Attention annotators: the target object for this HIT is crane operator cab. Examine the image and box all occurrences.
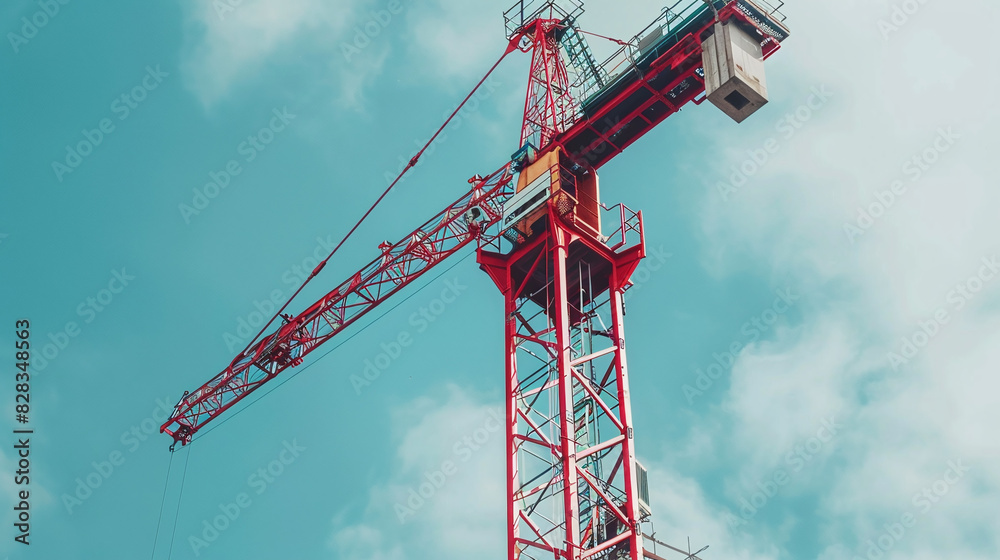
[501,143,601,245]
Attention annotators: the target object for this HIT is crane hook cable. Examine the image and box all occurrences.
[149,450,175,559]
[166,445,192,560]
[151,252,475,554]
[232,39,520,363]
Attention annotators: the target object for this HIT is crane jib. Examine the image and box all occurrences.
[160,164,515,445]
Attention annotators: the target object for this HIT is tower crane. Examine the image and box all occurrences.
[160,1,790,558]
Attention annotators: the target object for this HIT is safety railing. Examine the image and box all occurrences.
[748,0,786,22]
[481,162,642,256]
[504,0,584,39]
[567,0,708,106]
[600,202,643,253]
[567,0,787,111]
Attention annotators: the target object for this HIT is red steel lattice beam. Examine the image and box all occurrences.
[478,200,646,560]
[160,165,514,445]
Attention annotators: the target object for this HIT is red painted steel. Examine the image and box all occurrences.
[519,18,578,150]
[554,2,783,170]
[160,165,514,444]
[478,200,646,559]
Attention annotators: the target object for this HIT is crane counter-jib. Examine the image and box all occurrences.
[554,0,789,169]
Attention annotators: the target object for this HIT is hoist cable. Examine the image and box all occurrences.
[149,450,175,559]
[166,445,192,560]
[233,41,520,361]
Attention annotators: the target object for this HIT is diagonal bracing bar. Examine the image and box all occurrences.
[479,198,647,560]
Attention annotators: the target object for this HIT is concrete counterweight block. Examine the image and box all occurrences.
[702,20,768,123]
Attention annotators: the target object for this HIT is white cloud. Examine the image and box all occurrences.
[405,0,509,84]
[645,467,782,560]
[691,0,1000,557]
[178,0,512,110]
[179,0,358,107]
[176,0,679,111]
[722,319,866,472]
[329,44,392,112]
[329,523,406,560]
[401,0,668,86]
[328,385,505,560]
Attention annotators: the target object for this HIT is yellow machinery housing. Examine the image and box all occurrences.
[506,147,601,241]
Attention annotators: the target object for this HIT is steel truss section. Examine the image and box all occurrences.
[479,203,646,560]
[555,0,786,170]
[519,17,579,151]
[160,164,515,445]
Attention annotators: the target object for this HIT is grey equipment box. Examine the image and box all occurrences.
[702,19,768,123]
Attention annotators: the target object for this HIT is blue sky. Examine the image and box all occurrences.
[1,0,998,559]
